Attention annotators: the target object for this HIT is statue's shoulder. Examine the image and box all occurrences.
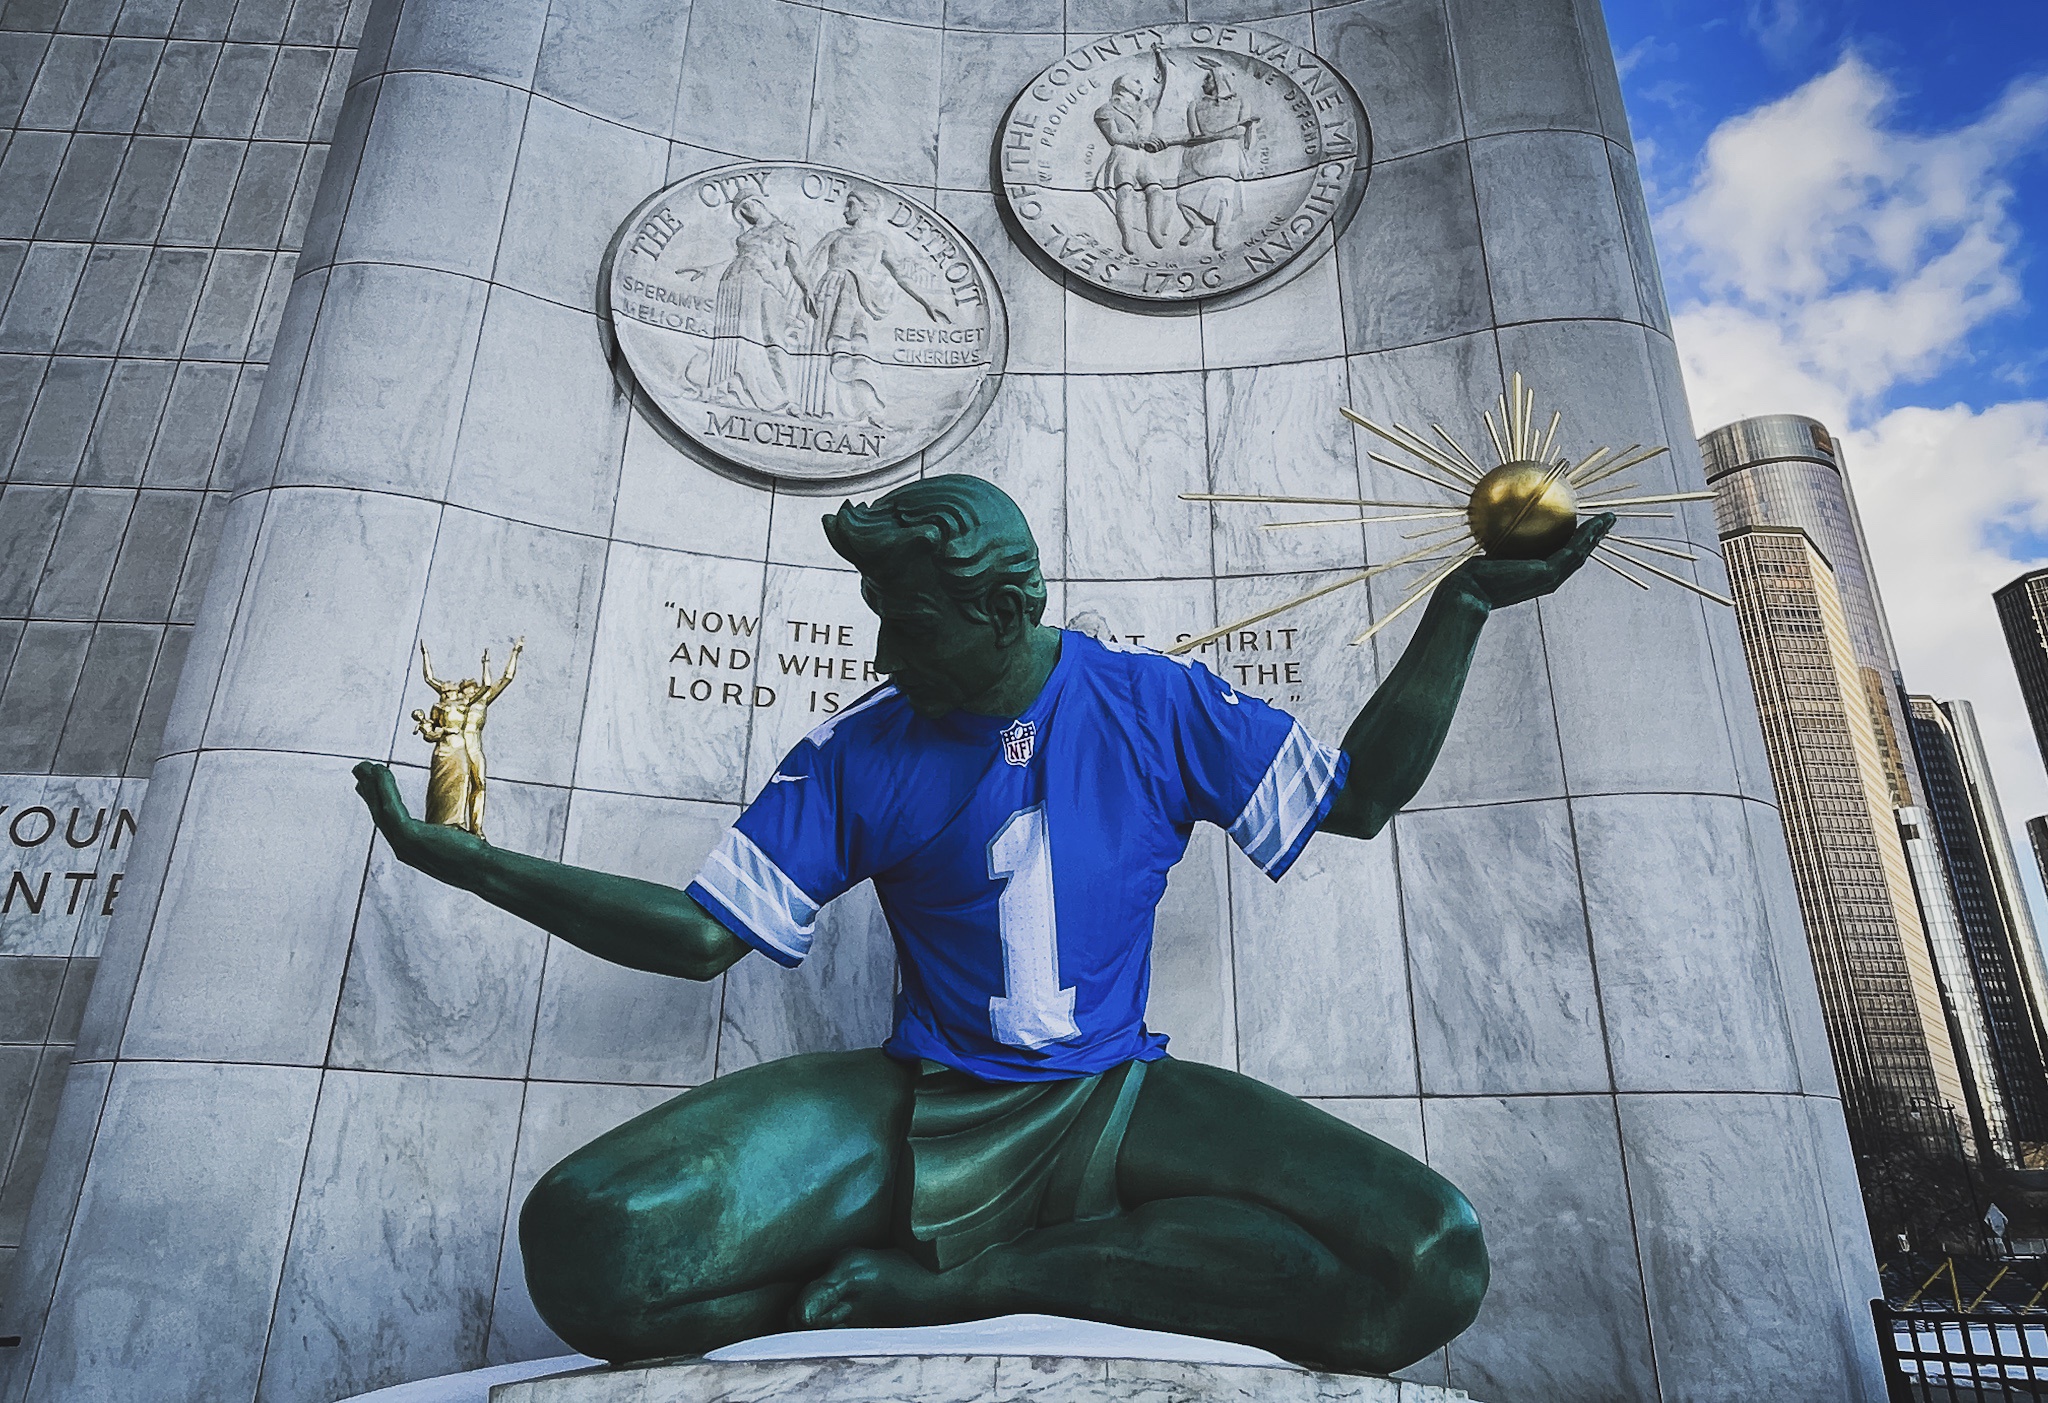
[1063,632,1217,723]
[800,683,909,753]
[1077,630,1202,682]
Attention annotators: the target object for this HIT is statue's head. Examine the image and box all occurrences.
[1112,75,1144,102]
[733,194,768,225]
[844,190,880,224]
[823,475,1046,717]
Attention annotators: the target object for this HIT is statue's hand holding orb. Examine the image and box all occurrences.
[1450,511,1616,612]
[1451,458,1614,608]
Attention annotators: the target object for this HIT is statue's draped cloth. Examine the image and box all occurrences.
[900,1058,1148,1272]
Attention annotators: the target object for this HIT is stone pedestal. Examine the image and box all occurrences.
[490,1357,1463,1403]
[337,1320,1468,1403]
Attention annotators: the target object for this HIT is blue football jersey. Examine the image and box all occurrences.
[685,630,1348,1081]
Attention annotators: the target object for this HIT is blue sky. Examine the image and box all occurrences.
[1605,0,2048,921]
[1614,0,2048,433]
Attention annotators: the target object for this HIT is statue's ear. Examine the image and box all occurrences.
[987,585,1034,647]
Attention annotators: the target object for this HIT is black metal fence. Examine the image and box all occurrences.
[1876,1299,2048,1399]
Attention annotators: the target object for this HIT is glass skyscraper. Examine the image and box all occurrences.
[2031,817,2048,914]
[1703,416,1923,809]
[1706,414,2042,1166]
[1721,525,1966,1155]
[1910,696,2048,1158]
[1996,569,2048,775]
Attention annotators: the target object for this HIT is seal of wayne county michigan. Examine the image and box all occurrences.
[996,24,1369,305]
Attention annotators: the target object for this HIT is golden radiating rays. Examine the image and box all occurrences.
[1169,373,1732,657]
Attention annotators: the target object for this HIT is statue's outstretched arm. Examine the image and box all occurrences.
[1320,515,1612,840]
[419,640,446,691]
[351,761,748,980]
[480,637,523,704]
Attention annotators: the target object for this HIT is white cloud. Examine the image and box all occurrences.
[1743,0,1827,68]
[1663,54,2048,429]
[1654,55,2048,913]
[1847,404,2048,864]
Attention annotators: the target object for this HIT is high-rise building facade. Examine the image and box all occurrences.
[1722,525,1969,1151]
[1703,416,1923,809]
[1900,802,2021,1160]
[0,0,368,1282]
[1704,415,2026,1168]
[2030,817,2048,909]
[1910,696,2048,1158]
[1996,569,2048,775]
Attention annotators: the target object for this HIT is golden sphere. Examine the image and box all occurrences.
[1467,459,1579,559]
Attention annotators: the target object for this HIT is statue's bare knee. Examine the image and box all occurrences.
[518,1156,722,1354]
[1340,1182,1488,1373]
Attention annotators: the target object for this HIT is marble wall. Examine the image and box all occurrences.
[0,1,1884,1401]
[0,0,369,1281]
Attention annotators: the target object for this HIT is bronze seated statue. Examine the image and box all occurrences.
[353,474,1610,1373]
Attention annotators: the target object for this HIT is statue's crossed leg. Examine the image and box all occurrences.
[520,1053,1485,1375]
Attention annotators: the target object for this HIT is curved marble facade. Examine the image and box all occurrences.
[1,2,1882,1401]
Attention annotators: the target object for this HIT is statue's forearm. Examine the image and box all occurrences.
[1320,585,1489,840]
[431,838,747,981]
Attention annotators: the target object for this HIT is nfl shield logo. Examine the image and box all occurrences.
[1000,719,1035,767]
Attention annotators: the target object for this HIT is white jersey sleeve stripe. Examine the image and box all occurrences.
[1227,722,1344,875]
[804,683,899,747]
[693,827,820,963]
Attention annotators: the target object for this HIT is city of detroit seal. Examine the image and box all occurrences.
[997,24,1370,304]
[603,163,1008,487]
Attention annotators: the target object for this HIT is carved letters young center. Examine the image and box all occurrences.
[0,780,137,943]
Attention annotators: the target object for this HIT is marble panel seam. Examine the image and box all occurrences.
[8,1060,114,1400]
[231,477,634,549]
[307,253,607,327]
[1528,608,1624,1103]
[248,1060,338,1397]
[1599,1084,1669,1402]
[483,1073,541,1354]
[133,493,275,831]
[371,493,453,769]
[1476,311,1662,341]
[1399,788,1783,815]
[1430,0,1497,345]
[31,1069,1855,1104]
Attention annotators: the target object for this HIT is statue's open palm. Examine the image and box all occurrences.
[1447,513,1615,611]
[353,760,485,884]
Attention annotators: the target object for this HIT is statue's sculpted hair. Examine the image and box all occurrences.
[824,475,1047,626]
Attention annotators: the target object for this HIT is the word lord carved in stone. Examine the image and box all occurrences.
[660,599,879,717]
[605,163,1009,487]
[997,24,1369,304]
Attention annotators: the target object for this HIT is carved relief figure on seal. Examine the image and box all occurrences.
[1091,51,1176,255]
[605,163,1007,487]
[998,25,1369,304]
[352,475,1617,1374]
[800,189,955,427]
[704,194,810,416]
[1177,58,1260,250]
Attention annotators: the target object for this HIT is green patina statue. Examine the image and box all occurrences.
[353,475,1611,1374]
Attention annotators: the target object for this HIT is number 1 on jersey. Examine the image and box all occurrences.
[987,804,1080,1049]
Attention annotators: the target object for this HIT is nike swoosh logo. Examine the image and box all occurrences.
[769,773,805,784]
